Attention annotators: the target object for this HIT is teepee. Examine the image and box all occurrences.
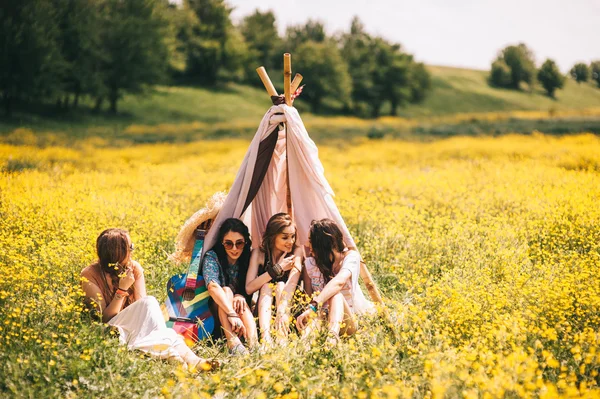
[200,54,383,305]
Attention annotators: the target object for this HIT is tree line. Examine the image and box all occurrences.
[1,0,431,117]
[490,43,600,98]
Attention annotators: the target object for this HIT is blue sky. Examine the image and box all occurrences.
[222,0,599,72]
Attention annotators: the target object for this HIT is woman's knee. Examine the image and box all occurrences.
[329,292,344,307]
[260,283,272,296]
[222,286,234,300]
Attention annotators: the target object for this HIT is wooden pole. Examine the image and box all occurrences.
[283,53,292,106]
[290,73,303,94]
[256,66,278,97]
[359,261,383,303]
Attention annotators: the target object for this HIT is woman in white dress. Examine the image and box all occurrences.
[296,219,375,345]
[81,228,214,370]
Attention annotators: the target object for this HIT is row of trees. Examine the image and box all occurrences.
[1,0,431,117]
[570,62,600,86]
[2,0,171,115]
[489,43,600,98]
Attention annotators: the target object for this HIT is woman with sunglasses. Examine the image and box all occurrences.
[81,228,214,371]
[245,213,303,346]
[202,218,258,354]
[295,219,375,346]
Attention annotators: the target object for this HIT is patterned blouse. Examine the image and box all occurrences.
[304,250,358,311]
[202,250,241,295]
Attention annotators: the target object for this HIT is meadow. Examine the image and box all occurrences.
[2,130,600,398]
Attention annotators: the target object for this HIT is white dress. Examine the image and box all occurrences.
[304,250,375,315]
[108,296,188,362]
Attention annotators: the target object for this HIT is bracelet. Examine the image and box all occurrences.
[266,262,284,280]
[226,312,240,318]
[308,299,320,313]
[116,288,129,297]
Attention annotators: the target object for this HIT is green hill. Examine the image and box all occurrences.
[2,65,600,142]
[399,66,600,117]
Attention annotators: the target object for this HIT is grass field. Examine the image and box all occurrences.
[3,66,600,144]
[2,132,600,398]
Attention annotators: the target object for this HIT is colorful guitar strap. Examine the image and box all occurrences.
[185,230,204,291]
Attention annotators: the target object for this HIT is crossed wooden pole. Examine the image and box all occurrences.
[254,54,388,312]
[256,53,303,106]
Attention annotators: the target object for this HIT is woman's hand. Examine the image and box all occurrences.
[232,295,246,315]
[227,313,247,338]
[118,268,135,290]
[275,310,290,337]
[278,256,296,272]
[296,308,315,331]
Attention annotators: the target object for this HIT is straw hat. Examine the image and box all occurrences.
[170,191,226,265]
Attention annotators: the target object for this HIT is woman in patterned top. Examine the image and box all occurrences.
[296,219,375,346]
[245,213,304,345]
[202,218,258,354]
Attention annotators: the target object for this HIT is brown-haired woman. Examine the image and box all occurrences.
[81,228,214,371]
[246,213,304,345]
[296,219,375,346]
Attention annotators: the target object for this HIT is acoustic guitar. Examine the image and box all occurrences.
[164,225,214,342]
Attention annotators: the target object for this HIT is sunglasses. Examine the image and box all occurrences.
[222,239,246,250]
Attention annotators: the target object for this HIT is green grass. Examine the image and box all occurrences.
[2,66,600,144]
[400,66,600,117]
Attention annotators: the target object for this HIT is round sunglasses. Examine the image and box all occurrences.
[222,239,246,250]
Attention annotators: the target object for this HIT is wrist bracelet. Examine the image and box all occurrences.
[308,304,318,313]
[116,288,129,297]
[266,262,284,280]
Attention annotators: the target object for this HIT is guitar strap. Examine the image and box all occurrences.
[184,229,205,292]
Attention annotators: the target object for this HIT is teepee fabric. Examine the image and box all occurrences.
[202,104,356,253]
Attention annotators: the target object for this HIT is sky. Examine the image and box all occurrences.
[220,0,600,72]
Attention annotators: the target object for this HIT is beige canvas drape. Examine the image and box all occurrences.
[203,104,356,253]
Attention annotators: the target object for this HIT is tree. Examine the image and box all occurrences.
[591,61,600,88]
[537,59,565,98]
[222,27,252,82]
[185,0,234,84]
[294,41,351,113]
[409,62,431,105]
[164,3,198,76]
[98,0,170,113]
[489,59,512,87]
[0,0,63,115]
[570,63,589,84]
[340,17,377,117]
[285,20,326,50]
[52,0,104,109]
[490,43,536,90]
[340,17,430,117]
[240,10,281,72]
[368,38,413,117]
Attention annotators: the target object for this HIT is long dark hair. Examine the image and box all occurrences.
[95,228,135,304]
[212,218,252,301]
[309,219,346,282]
[261,213,297,265]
